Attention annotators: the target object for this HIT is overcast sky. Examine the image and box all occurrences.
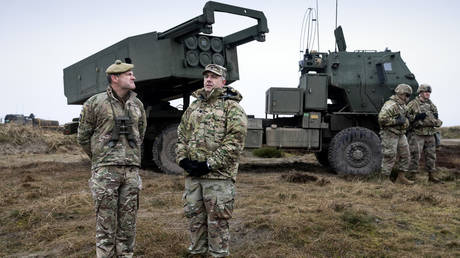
[1,0,459,126]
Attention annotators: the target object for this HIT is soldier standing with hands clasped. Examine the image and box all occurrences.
[176,64,248,257]
[407,83,443,182]
[78,60,146,257]
[378,83,414,185]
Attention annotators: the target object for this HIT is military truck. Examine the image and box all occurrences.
[64,1,419,175]
[245,25,419,175]
[63,1,268,174]
[4,113,59,129]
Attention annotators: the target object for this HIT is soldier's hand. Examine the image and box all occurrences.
[414,112,427,121]
[179,158,196,174]
[395,115,407,125]
[189,161,211,177]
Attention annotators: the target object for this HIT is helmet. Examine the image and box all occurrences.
[417,83,432,93]
[394,83,413,95]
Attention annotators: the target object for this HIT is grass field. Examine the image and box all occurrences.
[0,125,459,257]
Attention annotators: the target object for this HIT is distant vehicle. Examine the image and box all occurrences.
[4,113,59,129]
[4,114,33,125]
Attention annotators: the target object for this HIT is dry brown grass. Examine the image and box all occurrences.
[439,126,460,139]
[0,124,78,154]
[0,144,459,257]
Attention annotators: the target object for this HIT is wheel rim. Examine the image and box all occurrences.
[345,142,371,168]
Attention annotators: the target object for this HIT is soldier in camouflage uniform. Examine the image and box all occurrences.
[176,64,248,257]
[407,83,443,182]
[378,83,414,185]
[78,60,146,258]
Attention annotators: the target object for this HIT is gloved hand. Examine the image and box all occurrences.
[414,112,427,121]
[179,158,197,174]
[395,115,407,126]
[189,161,211,177]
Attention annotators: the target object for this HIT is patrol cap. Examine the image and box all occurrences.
[106,60,134,74]
[202,64,227,78]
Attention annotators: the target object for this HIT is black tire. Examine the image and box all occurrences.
[328,127,382,175]
[152,123,183,175]
[315,147,330,167]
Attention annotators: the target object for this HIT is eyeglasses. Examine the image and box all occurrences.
[405,94,411,98]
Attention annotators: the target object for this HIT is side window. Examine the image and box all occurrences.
[383,62,392,72]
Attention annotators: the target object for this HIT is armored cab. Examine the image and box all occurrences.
[256,26,418,175]
[63,1,268,174]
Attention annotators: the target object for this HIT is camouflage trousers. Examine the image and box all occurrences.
[408,133,437,172]
[183,177,235,257]
[89,166,142,258]
[380,130,410,176]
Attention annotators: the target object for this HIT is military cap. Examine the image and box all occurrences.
[417,83,432,93]
[203,64,227,78]
[106,60,134,74]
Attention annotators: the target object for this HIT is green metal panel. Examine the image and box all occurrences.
[63,1,268,105]
[266,127,319,148]
[300,74,328,110]
[302,112,321,128]
[245,118,263,148]
[265,87,303,115]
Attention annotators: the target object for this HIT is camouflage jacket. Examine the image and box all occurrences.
[176,86,248,182]
[378,95,409,135]
[407,96,442,135]
[77,86,146,169]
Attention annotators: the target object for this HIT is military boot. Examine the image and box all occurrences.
[394,171,415,185]
[428,171,443,184]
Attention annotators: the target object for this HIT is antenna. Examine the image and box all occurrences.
[299,1,320,58]
[335,0,338,52]
[316,0,320,51]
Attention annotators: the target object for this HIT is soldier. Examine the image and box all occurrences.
[78,60,146,258]
[407,83,443,182]
[176,64,248,257]
[378,83,414,185]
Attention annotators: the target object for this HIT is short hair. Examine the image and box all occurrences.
[107,73,120,84]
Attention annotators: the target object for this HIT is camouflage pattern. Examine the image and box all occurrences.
[378,95,410,135]
[408,133,437,172]
[380,130,410,176]
[378,95,410,175]
[78,86,146,258]
[407,96,442,136]
[394,83,413,95]
[417,83,432,94]
[77,86,147,170]
[407,95,442,173]
[183,177,235,257]
[89,166,142,258]
[176,86,248,182]
[202,64,227,78]
[176,85,246,257]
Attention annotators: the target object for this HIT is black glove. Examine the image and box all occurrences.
[179,158,197,174]
[189,161,211,177]
[395,115,406,125]
[434,113,438,119]
[414,112,427,121]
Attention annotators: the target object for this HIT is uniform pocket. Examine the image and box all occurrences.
[183,180,203,218]
[211,183,235,220]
